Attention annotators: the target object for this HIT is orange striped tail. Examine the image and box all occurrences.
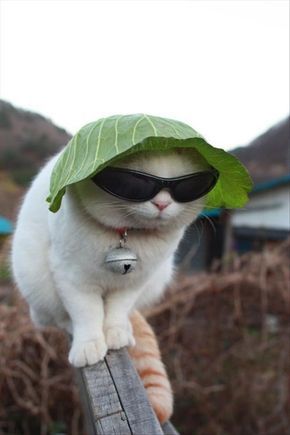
[129,310,173,424]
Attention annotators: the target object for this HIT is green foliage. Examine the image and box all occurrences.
[0,109,12,128]
[49,420,67,435]
[0,148,37,185]
[22,134,58,160]
[0,262,11,283]
[0,148,26,170]
[0,134,60,186]
[10,168,36,186]
[47,114,253,212]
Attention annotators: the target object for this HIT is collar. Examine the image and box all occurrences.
[113,226,157,237]
[115,227,128,237]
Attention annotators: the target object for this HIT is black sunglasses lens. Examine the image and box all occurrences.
[173,171,218,202]
[92,169,157,201]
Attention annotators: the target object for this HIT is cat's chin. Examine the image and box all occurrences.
[94,214,184,232]
[132,215,177,229]
[84,206,180,231]
[128,208,197,230]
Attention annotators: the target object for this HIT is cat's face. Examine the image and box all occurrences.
[74,149,209,230]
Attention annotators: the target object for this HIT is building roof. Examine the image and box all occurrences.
[0,216,13,234]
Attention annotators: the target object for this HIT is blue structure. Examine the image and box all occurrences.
[0,216,13,235]
[251,173,290,194]
[201,173,290,219]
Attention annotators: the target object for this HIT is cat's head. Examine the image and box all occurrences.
[73,149,211,230]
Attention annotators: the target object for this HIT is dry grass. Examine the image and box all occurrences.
[0,240,289,434]
[147,240,290,435]
[0,295,83,435]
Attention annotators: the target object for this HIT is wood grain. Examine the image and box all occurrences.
[77,348,178,435]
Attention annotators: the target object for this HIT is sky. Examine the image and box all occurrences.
[0,0,289,150]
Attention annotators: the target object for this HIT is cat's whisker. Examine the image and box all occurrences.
[96,203,129,208]
[191,219,204,251]
[199,212,217,235]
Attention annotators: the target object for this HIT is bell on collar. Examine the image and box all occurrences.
[104,247,138,275]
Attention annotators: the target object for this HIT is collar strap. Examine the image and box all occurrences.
[116,227,128,236]
[114,226,157,236]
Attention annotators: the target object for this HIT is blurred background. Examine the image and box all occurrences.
[0,1,289,434]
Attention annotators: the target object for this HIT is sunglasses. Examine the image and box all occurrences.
[91,166,219,203]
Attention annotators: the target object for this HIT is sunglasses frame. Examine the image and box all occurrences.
[91,166,219,203]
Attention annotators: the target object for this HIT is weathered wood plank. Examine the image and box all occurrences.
[162,421,180,435]
[82,359,123,418]
[77,348,180,435]
[96,412,130,435]
[105,348,164,435]
[77,355,131,435]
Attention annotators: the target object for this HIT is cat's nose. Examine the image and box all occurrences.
[151,199,172,211]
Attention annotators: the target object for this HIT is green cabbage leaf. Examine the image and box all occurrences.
[47,114,253,212]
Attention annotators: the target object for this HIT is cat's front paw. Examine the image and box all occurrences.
[105,324,136,350]
[69,337,108,367]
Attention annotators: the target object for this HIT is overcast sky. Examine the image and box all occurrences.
[0,0,289,150]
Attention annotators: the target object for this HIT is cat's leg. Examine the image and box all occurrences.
[51,267,107,367]
[63,289,107,367]
[104,288,142,350]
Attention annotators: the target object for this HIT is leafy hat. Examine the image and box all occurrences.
[47,114,253,212]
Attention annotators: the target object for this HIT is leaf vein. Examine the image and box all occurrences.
[73,122,99,180]
[144,114,158,136]
[114,115,122,153]
[132,115,146,144]
[62,132,80,187]
[161,119,183,138]
[92,117,106,169]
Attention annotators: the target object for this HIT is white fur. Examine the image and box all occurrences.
[11,148,208,367]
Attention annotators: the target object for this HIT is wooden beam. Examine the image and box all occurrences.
[162,421,180,435]
[77,348,179,435]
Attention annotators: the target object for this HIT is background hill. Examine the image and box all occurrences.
[0,100,71,219]
[0,100,71,187]
[232,116,290,184]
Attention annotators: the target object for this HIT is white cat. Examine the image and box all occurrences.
[11,148,211,367]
